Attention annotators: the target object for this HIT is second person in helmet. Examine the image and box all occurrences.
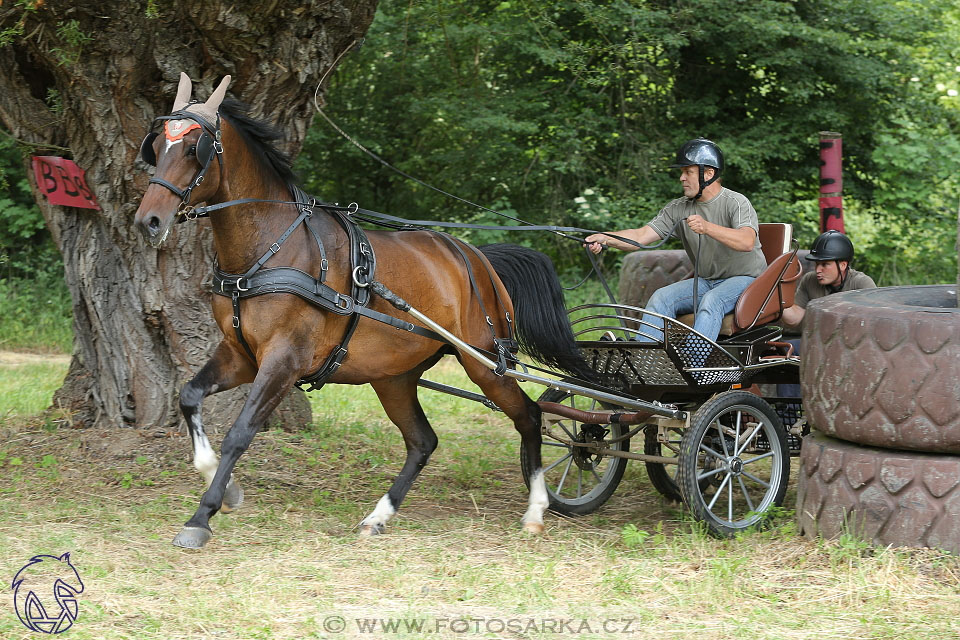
[585,138,767,343]
[781,230,876,330]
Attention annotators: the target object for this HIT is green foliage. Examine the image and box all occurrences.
[51,19,93,67]
[0,272,72,353]
[298,0,960,282]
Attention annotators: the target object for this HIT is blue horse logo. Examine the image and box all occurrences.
[12,553,84,634]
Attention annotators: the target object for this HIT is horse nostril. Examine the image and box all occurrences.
[147,216,161,233]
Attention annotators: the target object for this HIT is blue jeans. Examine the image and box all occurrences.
[634,276,756,344]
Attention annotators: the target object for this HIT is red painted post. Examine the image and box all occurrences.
[819,131,844,233]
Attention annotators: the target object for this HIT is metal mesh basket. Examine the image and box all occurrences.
[663,322,745,386]
[580,344,687,390]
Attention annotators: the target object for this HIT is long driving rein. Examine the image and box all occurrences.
[141,109,517,391]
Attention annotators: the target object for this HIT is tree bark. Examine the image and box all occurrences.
[0,1,377,429]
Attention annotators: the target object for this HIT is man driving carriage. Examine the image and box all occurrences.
[585,138,766,344]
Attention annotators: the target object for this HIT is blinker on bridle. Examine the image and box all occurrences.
[139,107,223,221]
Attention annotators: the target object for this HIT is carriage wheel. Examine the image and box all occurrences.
[677,391,789,537]
[643,425,684,502]
[522,388,630,516]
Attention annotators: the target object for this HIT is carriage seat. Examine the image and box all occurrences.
[677,223,802,336]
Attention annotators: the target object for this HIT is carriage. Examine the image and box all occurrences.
[134,73,809,547]
[438,223,807,537]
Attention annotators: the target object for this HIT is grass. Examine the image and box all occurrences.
[0,274,72,354]
[0,354,69,420]
[1,356,959,640]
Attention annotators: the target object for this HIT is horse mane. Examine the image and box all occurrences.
[218,98,298,187]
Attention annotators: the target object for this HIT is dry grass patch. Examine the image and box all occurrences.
[1,355,959,639]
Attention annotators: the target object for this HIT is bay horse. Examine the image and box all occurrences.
[134,73,592,548]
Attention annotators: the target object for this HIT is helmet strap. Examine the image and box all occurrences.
[827,260,848,293]
[691,165,719,201]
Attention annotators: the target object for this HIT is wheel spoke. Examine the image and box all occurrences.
[558,421,577,442]
[736,424,762,456]
[728,473,734,522]
[698,442,726,462]
[591,466,603,483]
[741,470,770,488]
[738,475,755,512]
[716,419,732,457]
[543,439,569,448]
[576,468,583,498]
[543,452,572,473]
[741,451,775,465]
[707,473,732,510]
[556,456,574,494]
[697,467,722,482]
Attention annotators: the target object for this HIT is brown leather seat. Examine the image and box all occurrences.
[677,223,801,335]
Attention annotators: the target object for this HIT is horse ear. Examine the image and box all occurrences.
[59,552,71,562]
[203,75,231,115]
[172,72,193,112]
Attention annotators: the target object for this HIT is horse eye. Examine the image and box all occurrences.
[186,145,197,156]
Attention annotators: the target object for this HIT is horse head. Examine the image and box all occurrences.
[134,72,231,247]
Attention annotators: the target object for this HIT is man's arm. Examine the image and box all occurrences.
[687,215,756,251]
[585,225,662,254]
[781,304,805,330]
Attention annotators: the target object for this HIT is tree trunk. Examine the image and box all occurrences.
[0,1,377,429]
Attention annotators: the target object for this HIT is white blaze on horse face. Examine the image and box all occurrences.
[361,494,396,529]
[190,414,219,486]
[163,119,195,156]
[521,469,549,527]
[164,138,183,156]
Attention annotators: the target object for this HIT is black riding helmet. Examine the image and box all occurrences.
[805,230,854,290]
[805,230,854,263]
[670,138,724,200]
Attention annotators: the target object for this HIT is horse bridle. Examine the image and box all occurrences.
[139,108,223,221]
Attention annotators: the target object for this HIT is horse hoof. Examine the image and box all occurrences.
[172,526,212,549]
[221,482,244,513]
[358,523,385,536]
[522,522,545,535]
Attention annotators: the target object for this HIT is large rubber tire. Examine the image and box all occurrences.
[678,391,790,537]
[797,431,960,554]
[523,388,630,516]
[803,285,960,453]
[619,250,689,311]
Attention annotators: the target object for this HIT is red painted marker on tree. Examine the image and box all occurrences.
[31,156,101,210]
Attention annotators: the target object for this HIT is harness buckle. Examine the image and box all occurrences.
[347,202,359,214]
[213,140,223,154]
[359,242,370,256]
[352,266,370,288]
[236,278,250,292]
[270,242,281,254]
[232,315,240,328]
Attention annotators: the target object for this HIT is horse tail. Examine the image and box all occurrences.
[479,243,595,382]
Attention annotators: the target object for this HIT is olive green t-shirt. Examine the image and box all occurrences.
[646,188,767,279]
[794,268,876,308]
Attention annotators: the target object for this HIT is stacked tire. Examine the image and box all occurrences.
[797,285,960,553]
